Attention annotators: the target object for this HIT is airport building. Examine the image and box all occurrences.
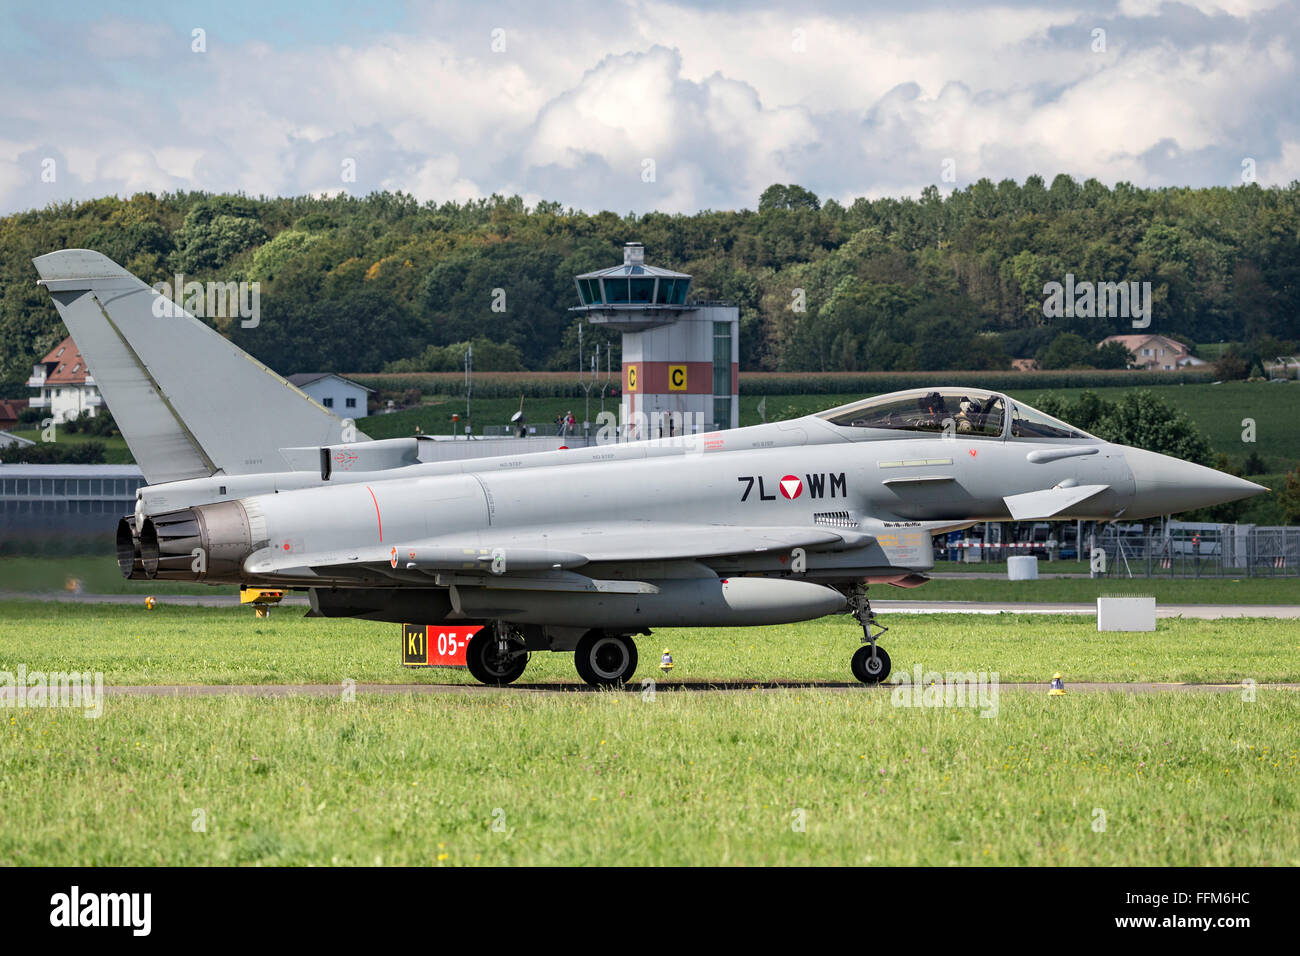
[0,464,145,551]
[285,373,374,418]
[573,243,739,436]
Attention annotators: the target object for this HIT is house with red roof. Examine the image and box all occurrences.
[0,398,27,432]
[26,335,104,423]
[1098,333,1206,371]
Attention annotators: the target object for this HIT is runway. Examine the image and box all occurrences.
[872,600,1300,618]
[100,680,1300,697]
[5,591,1299,619]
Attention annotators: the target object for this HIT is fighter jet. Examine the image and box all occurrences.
[31,250,1267,686]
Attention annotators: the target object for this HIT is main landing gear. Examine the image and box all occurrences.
[847,585,891,684]
[574,630,639,688]
[464,624,640,688]
[466,622,529,685]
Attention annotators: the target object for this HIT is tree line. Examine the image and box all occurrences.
[1,177,1297,392]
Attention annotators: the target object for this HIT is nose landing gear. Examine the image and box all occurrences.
[847,585,891,684]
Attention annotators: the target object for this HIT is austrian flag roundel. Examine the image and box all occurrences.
[779,474,803,499]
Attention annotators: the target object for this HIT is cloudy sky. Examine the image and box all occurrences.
[1,0,1297,215]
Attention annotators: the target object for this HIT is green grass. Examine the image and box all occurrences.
[2,598,1296,865]
[7,430,134,464]
[936,559,1093,574]
[0,555,231,596]
[1193,343,1240,362]
[362,397,610,440]
[3,599,1297,685]
[1,692,1296,865]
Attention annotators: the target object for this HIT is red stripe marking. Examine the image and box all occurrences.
[366,485,383,542]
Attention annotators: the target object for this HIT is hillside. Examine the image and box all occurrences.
[2,180,1298,394]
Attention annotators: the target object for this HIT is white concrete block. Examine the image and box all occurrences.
[1007,555,1038,580]
[1097,596,1157,632]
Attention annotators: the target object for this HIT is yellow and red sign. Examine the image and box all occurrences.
[401,623,480,667]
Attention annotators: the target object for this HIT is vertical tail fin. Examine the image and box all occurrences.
[32,249,367,484]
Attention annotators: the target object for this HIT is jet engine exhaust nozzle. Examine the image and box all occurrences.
[137,500,257,582]
[116,515,146,579]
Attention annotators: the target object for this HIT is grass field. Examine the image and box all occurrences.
[1,691,1296,865]
[5,430,134,464]
[3,599,1297,685]
[0,555,231,596]
[938,558,1094,574]
[2,598,1297,865]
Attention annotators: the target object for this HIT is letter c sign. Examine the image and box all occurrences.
[669,365,687,391]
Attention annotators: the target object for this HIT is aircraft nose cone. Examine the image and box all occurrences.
[1123,446,1267,518]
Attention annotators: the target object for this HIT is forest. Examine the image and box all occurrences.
[1,175,1297,393]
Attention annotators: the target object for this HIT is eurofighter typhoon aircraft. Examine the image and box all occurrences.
[33,250,1266,686]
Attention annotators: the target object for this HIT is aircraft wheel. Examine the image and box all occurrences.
[851,645,891,685]
[574,631,638,687]
[466,630,528,685]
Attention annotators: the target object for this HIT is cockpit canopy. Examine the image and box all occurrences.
[816,388,1094,440]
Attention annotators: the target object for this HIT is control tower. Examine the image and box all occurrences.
[572,243,739,437]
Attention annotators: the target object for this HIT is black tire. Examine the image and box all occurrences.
[466,630,528,685]
[574,631,638,687]
[851,645,891,684]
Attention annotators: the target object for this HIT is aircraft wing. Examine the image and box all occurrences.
[244,523,872,576]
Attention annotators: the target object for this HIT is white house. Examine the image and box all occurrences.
[1098,333,1207,371]
[27,335,104,423]
[286,373,373,418]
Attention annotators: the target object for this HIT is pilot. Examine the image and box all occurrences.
[955,398,977,433]
[917,392,947,430]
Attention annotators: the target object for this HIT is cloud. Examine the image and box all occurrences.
[0,0,1297,215]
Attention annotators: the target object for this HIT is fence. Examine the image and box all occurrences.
[1092,526,1300,578]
